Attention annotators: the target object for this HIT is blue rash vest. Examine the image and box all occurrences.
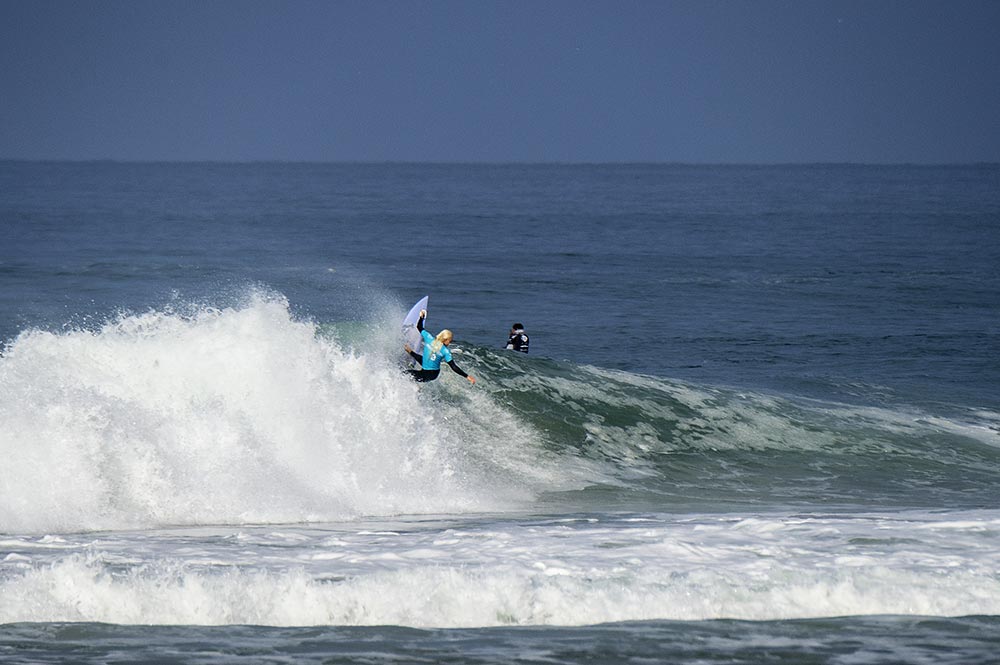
[420,329,452,370]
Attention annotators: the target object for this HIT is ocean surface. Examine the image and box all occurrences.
[1,162,999,663]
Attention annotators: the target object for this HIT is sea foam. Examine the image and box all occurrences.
[0,295,570,534]
[3,511,999,627]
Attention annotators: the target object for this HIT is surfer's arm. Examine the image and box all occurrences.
[446,360,476,385]
[406,348,423,364]
[416,311,426,333]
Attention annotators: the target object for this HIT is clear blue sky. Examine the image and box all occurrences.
[2,0,998,163]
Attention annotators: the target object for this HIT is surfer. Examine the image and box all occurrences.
[504,323,529,353]
[404,310,476,385]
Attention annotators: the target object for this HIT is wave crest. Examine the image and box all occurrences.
[0,295,573,534]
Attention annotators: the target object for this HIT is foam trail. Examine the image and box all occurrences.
[0,294,576,534]
[3,511,999,627]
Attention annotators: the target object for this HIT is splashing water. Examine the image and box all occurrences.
[0,294,581,534]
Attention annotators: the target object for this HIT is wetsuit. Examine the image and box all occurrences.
[505,330,529,353]
[406,316,471,383]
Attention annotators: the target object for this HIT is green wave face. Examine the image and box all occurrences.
[468,346,1000,513]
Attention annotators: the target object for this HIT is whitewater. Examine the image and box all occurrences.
[0,295,586,534]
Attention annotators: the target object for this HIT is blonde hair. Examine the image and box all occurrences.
[430,329,453,355]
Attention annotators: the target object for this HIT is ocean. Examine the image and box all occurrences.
[1,162,999,663]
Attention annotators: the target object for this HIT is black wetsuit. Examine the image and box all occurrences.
[505,330,529,353]
[406,348,440,383]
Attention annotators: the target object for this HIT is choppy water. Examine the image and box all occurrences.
[1,162,999,662]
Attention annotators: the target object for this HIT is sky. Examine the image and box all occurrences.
[1,0,999,163]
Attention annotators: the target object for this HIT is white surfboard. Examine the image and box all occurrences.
[402,295,429,365]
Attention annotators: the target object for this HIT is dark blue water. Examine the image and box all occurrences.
[2,162,1000,663]
[4,162,998,407]
[3,617,999,665]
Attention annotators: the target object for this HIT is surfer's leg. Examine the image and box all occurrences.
[407,369,440,383]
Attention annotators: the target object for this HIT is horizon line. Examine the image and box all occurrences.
[2,158,999,168]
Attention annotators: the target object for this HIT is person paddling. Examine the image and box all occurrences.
[404,309,476,385]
